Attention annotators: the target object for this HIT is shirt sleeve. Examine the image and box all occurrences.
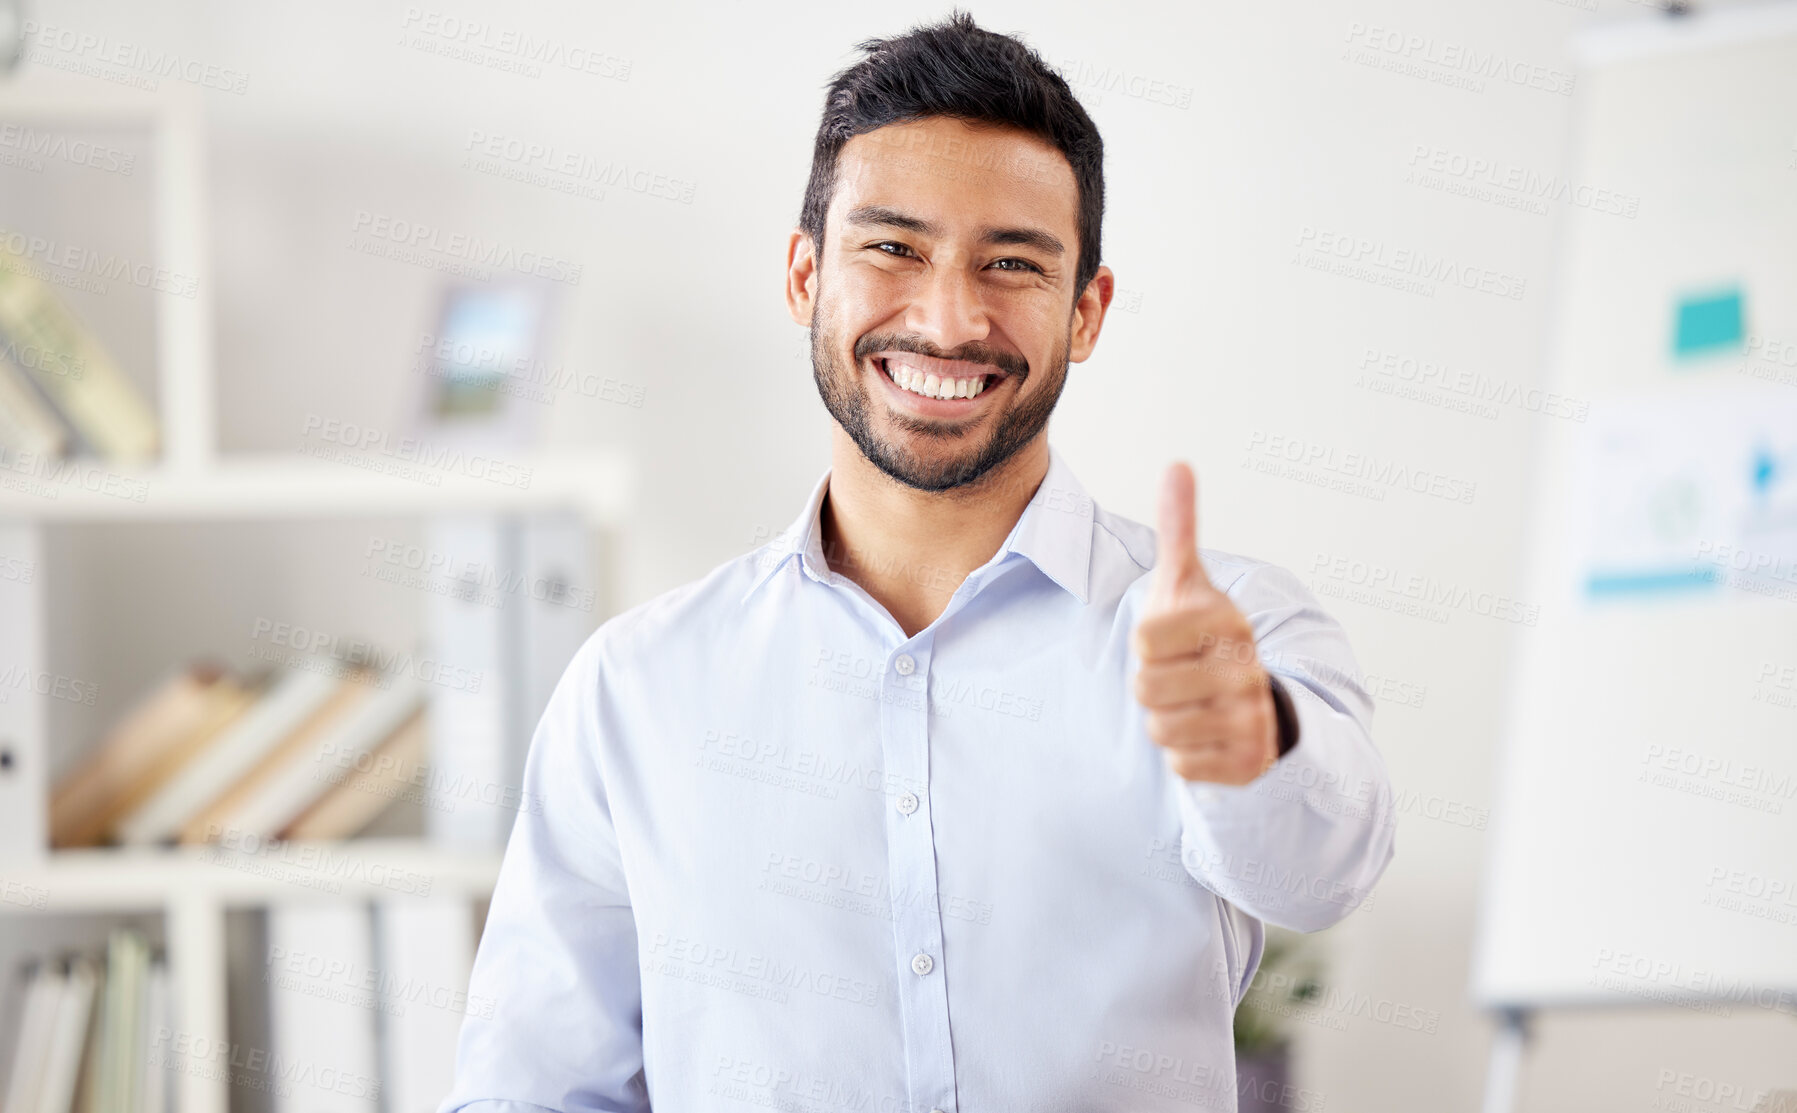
[439,636,650,1113]
[1168,559,1397,932]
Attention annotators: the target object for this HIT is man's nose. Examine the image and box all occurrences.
[903,263,991,351]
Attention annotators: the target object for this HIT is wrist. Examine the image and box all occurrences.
[1268,674,1300,758]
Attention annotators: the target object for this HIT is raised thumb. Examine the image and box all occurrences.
[1152,461,1206,607]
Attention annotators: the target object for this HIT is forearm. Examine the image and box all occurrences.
[1140,556,1397,931]
[1173,669,1394,930]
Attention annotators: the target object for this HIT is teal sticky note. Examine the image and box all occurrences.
[1673,288,1744,358]
[1585,567,1719,598]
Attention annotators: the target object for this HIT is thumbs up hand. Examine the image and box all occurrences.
[1132,462,1280,785]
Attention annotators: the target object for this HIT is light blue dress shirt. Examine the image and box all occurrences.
[442,446,1396,1113]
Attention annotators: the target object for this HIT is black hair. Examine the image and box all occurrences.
[799,10,1105,299]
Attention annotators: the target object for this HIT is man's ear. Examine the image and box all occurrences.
[1068,263,1115,363]
[786,230,819,326]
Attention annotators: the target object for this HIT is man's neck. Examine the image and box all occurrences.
[819,430,1049,638]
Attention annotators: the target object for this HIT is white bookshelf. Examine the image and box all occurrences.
[0,79,631,1113]
[2,843,504,1113]
[0,450,633,520]
[7,841,503,912]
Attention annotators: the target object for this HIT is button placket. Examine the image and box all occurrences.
[879,640,956,1113]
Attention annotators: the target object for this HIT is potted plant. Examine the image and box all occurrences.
[1235,927,1323,1112]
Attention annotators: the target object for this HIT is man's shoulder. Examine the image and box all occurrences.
[573,545,782,671]
[1091,500,1271,600]
[1197,547,1281,596]
[1090,503,1156,577]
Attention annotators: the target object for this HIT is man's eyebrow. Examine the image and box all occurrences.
[980,225,1064,256]
[843,205,1065,257]
[843,205,940,236]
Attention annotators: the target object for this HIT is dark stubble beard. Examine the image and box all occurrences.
[809,276,1071,494]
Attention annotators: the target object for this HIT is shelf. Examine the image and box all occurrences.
[3,839,503,911]
[0,450,633,522]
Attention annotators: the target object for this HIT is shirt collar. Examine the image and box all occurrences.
[741,445,1095,606]
[741,468,833,602]
[1003,445,1094,604]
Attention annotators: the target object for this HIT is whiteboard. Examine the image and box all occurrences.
[1473,5,1797,1011]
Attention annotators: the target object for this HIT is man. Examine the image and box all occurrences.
[442,12,1393,1112]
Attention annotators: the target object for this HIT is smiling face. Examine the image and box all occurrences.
[787,116,1112,492]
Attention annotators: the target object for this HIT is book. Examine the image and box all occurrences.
[137,962,169,1113]
[178,673,372,844]
[283,709,427,841]
[376,898,474,1113]
[115,668,343,846]
[199,675,422,842]
[0,356,69,457]
[38,957,98,1113]
[105,681,263,844]
[424,518,517,850]
[269,902,379,1113]
[0,261,159,462]
[425,514,594,849]
[94,930,149,1113]
[50,666,244,848]
[70,957,107,1113]
[4,963,61,1113]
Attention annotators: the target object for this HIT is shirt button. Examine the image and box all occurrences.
[893,653,916,676]
[911,953,934,976]
[896,791,919,815]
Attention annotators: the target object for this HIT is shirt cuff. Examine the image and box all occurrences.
[1269,673,1300,757]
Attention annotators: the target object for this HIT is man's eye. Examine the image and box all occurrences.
[991,258,1042,274]
[874,242,914,257]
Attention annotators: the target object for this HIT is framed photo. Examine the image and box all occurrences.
[407,281,554,450]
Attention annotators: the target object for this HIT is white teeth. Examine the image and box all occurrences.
[884,359,990,401]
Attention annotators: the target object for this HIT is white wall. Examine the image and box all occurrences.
[12,0,1793,1107]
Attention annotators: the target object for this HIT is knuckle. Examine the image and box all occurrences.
[1243,704,1272,740]
[1235,750,1265,783]
[1184,599,1228,629]
[1134,671,1162,705]
[1135,621,1178,660]
[1130,628,1155,660]
[1234,703,1265,739]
